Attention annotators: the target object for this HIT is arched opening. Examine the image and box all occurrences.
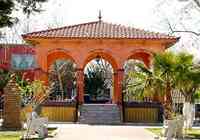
[84,58,114,104]
[83,50,118,71]
[122,52,164,123]
[123,51,153,102]
[127,51,152,68]
[48,59,77,101]
[123,59,152,102]
[47,50,76,69]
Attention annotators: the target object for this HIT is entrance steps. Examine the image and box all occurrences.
[79,104,121,124]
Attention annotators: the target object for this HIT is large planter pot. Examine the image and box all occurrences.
[163,119,176,138]
[163,116,184,139]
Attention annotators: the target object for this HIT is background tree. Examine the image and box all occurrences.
[0,0,48,28]
[84,59,113,100]
[85,66,106,100]
[48,60,76,100]
[154,0,200,61]
[0,69,10,95]
[156,0,200,35]
[123,59,147,102]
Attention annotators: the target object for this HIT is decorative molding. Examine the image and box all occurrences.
[130,49,154,56]
[47,48,70,54]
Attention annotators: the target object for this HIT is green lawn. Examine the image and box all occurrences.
[0,131,21,140]
[146,128,200,139]
[0,128,57,140]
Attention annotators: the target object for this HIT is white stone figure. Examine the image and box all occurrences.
[24,111,48,138]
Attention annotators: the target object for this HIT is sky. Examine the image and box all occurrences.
[1,0,165,44]
[24,0,159,31]
[1,0,200,60]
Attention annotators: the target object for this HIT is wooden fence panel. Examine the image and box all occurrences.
[125,107,159,123]
[42,106,76,122]
[21,104,77,122]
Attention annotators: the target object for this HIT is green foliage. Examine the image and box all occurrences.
[0,0,15,27]
[15,73,32,97]
[123,60,151,101]
[84,67,106,99]
[126,61,166,101]
[127,52,200,119]
[13,72,47,106]
[153,52,178,84]
[84,59,113,100]
[0,69,11,91]
[48,60,76,100]
[174,53,200,103]
[126,52,182,119]
[0,0,48,28]
[0,69,47,107]
[192,90,200,103]
[19,79,47,107]
[125,52,179,103]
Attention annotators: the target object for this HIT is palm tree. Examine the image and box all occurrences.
[174,53,200,128]
[127,52,178,120]
[175,53,200,103]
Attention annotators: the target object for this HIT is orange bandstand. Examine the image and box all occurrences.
[22,20,179,105]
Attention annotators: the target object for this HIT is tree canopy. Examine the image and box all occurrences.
[84,59,113,100]
[127,52,200,119]
[0,0,48,28]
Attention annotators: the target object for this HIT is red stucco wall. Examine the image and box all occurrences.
[0,44,36,81]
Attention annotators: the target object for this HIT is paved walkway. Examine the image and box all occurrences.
[47,124,155,140]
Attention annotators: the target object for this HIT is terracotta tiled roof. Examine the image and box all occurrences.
[22,21,178,40]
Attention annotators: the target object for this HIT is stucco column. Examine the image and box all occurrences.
[76,68,84,104]
[113,69,124,105]
[34,47,49,85]
[34,68,48,85]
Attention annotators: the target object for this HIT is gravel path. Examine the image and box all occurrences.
[47,124,155,140]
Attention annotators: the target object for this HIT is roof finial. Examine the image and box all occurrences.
[98,10,102,22]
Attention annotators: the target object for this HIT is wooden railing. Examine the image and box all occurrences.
[21,101,77,122]
[42,101,77,122]
[124,102,163,123]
